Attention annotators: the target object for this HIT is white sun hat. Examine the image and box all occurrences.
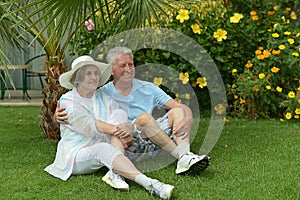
[59,55,111,89]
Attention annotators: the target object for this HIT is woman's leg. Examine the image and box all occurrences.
[112,153,174,199]
[72,142,123,175]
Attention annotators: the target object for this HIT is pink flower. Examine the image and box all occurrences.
[84,20,94,31]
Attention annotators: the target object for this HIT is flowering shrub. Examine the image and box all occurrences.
[157,0,300,120]
[228,2,300,119]
[69,0,300,120]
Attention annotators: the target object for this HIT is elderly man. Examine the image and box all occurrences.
[55,46,210,177]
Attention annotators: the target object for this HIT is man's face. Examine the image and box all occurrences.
[112,54,135,84]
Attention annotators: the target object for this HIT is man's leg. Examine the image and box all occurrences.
[167,107,210,174]
[134,112,177,155]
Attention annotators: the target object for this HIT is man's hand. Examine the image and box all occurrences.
[172,120,190,140]
[172,104,193,140]
[53,100,69,124]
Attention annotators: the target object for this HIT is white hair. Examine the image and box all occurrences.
[106,46,133,64]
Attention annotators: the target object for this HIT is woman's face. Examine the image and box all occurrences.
[77,65,100,91]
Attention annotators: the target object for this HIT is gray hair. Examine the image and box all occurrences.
[106,46,133,64]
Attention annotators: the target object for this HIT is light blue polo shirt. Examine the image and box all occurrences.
[99,79,172,122]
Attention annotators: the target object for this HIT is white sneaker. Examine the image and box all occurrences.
[175,152,210,175]
[102,170,129,190]
[146,179,174,200]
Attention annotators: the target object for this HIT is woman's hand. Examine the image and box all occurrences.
[113,123,134,148]
[113,123,133,138]
[119,135,134,149]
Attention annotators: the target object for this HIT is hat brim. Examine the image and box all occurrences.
[59,61,111,89]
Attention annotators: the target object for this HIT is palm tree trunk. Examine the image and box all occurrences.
[39,55,68,140]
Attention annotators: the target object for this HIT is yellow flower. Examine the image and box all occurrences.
[295,108,300,115]
[267,11,275,16]
[288,38,294,44]
[176,9,190,23]
[259,73,265,79]
[272,49,280,55]
[252,15,259,20]
[266,85,271,90]
[276,86,282,93]
[292,52,299,57]
[286,7,291,12]
[288,91,295,98]
[271,66,280,73]
[153,77,163,86]
[185,93,190,100]
[284,31,291,35]
[280,118,285,122]
[274,5,279,11]
[232,68,237,75]
[234,95,239,99]
[295,115,299,119]
[213,29,227,42]
[230,13,243,23]
[290,11,297,20]
[298,87,300,91]
[232,84,237,89]
[272,33,279,38]
[263,50,270,58]
[97,54,104,60]
[255,49,262,55]
[279,45,285,50]
[214,103,226,115]
[250,11,257,16]
[179,72,189,84]
[257,54,265,60]
[273,23,279,30]
[224,117,229,123]
[175,93,181,103]
[191,24,202,34]
[239,99,246,104]
[197,77,207,88]
[245,60,253,69]
[253,86,260,92]
[285,112,292,120]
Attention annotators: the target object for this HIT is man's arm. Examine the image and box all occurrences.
[53,100,69,124]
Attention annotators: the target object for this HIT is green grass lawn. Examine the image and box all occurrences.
[0,106,299,200]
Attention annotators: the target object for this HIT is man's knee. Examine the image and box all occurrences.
[168,107,184,120]
[135,112,154,126]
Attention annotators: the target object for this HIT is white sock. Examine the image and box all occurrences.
[135,173,153,188]
[171,142,190,159]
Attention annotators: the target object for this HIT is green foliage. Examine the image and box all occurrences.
[69,0,300,119]
[158,0,300,119]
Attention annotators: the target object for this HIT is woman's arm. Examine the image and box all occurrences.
[95,120,133,139]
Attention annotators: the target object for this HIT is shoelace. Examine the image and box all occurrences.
[147,181,161,196]
[110,171,124,182]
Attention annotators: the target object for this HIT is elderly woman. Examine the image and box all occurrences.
[44,55,174,200]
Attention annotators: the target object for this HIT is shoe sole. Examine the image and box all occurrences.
[102,175,129,191]
[176,156,210,175]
